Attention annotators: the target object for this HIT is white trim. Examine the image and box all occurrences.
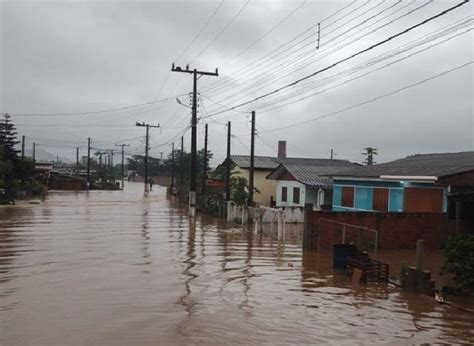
[380,175,438,181]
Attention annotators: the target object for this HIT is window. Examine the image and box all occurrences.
[281,186,287,202]
[341,187,354,208]
[293,187,300,204]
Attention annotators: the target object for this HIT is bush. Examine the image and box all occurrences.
[441,233,474,294]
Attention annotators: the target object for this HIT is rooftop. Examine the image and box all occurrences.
[267,158,359,187]
[335,151,474,179]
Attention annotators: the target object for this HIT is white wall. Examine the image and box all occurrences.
[275,180,306,208]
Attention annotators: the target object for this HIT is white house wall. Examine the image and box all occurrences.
[276,180,306,207]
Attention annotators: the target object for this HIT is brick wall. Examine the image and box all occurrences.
[310,211,454,249]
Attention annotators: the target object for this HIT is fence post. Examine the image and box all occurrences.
[303,203,313,250]
[277,209,283,240]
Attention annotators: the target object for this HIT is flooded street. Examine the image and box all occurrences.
[1,183,473,345]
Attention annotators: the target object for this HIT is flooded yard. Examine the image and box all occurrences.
[1,182,473,345]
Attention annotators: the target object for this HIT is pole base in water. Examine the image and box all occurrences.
[189,191,196,217]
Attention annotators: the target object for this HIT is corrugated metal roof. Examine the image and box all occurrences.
[230,155,280,170]
[267,158,360,187]
[336,151,474,178]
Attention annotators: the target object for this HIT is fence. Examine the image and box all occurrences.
[313,216,378,256]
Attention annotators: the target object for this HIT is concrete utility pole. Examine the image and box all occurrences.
[136,122,159,193]
[171,142,175,192]
[226,121,231,202]
[21,135,25,160]
[202,123,208,198]
[32,142,36,162]
[115,144,130,189]
[87,137,91,188]
[171,63,218,218]
[248,111,255,206]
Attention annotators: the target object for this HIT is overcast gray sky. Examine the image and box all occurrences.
[1,0,473,165]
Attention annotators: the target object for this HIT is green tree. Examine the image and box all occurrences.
[0,114,36,200]
[230,175,248,204]
[441,233,474,294]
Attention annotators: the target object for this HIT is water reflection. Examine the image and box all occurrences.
[0,183,473,345]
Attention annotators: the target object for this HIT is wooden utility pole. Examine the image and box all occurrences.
[202,123,208,198]
[32,142,36,162]
[87,138,91,188]
[330,148,334,160]
[180,135,184,188]
[115,144,130,189]
[171,142,175,192]
[226,121,231,202]
[171,63,218,217]
[248,111,255,206]
[76,147,79,173]
[136,122,159,193]
[21,135,25,160]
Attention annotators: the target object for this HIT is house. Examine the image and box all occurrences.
[227,155,280,206]
[332,152,474,216]
[267,158,360,210]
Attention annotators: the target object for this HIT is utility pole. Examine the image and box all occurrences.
[248,111,255,206]
[171,63,218,217]
[202,123,208,198]
[76,147,80,173]
[110,150,114,175]
[21,135,25,160]
[115,144,130,189]
[87,138,91,188]
[330,148,334,160]
[136,122,159,193]
[363,147,378,166]
[180,135,184,188]
[226,121,231,202]
[32,142,36,162]
[171,142,175,192]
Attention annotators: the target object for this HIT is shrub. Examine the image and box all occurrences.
[441,233,474,294]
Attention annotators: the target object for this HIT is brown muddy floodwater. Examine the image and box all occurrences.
[1,182,473,345]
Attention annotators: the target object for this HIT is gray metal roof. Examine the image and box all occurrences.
[230,155,280,170]
[267,158,360,187]
[335,151,474,178]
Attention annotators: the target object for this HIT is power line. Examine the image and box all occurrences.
[219,0,308,67]
[254,21,473,113]
[203,0,365,93]
[8,94,186,117]
[189,0,250,64]
[203,0,470,118]
[175,0,226,63]
[258,61,473,134]
[206,0,430,109]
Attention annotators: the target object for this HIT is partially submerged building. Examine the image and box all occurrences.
[332,152,474,216]
[267,158,359,210]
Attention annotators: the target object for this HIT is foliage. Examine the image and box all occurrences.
[0,114,38,200]
[127,155,166,176]
[162,148,212,189]
[230,176,248,205]
[441,233,474,294]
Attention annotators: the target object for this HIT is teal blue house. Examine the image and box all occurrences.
[332,152,474,213]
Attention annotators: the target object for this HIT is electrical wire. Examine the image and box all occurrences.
[202,0,470,118]
[258,61,473,134]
